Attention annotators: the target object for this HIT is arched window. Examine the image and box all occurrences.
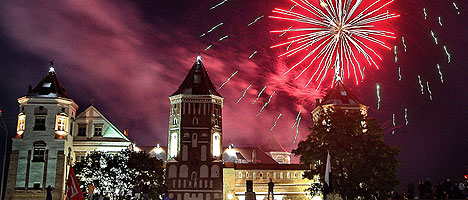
[17,113,26,136]
[169,132,178,158]
[182,145,188,161]
[200,165,209,178]
[192,133,198,148]
[246,172,250,178]
[238,172,242,179]
[211,165,220,178]
[191,172,197,180]
[179,165,188,178]
[212,133,221,157]
[280,172,284,179]
[259,172,263,179]
[32,141,46,162]
[200,145,207,161]
[253,172,256,179]
[193,118,198,125]
[168,165,178,178]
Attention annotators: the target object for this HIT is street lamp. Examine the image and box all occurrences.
[0,109,9,199]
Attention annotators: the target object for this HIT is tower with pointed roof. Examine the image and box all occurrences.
[311,80,368,122]
[6,63,78,199]
[165,54,224,200]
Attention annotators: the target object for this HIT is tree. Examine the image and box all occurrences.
[74,150,165,199]
[293,108,400,200]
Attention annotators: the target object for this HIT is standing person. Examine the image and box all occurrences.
[407,182,415,199]
[424,177,432,199]
[88,183,95,200]
[418,180,425,198]
[46,185,53,200]
[268,178,274,200]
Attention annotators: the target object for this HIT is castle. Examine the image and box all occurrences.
[5,55,367,200]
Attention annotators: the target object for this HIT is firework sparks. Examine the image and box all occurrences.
[270,114,283,131]
[256,91,276,117]
[219,71,238,90]
[210,0,228,10]
[437,64,444,83]
[398,67,402,81]
[376,83,381,110]
[427,81,433,100]
[252,86,267,104]
[443,46,451,63]
[453,2,460,14]
[200,22,224,37]
[394,46,398,63]
[249,51,258,59]
[402,37,407,52]
[431,31,438,45]
[237,85,252,104]
[293,117,302,144]
[438,16,443,26]
[418,75,424,95]
[392,113,396,135]
[279,26,292,37]
[290,110,302,130]
[248,15,264,26]
[204,44,213,51]
[218,35,229,41]
[423,8,427,20]
[404,108,408,125]
[270,0,399,88]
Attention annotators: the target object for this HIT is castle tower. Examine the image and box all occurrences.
[166,54,224,200]
[311,80,368,122]
[6,63,78,200]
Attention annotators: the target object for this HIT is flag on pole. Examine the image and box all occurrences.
[65,167,84,200]
[324,151,331,186]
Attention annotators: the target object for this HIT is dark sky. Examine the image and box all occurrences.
[0,0,467,190]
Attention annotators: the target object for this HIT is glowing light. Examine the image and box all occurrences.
[210,0,228,10]
[218,35,229,41]
[252,86,267,104]
[402,37,407,52]
[227,193,234,200]
[418,75,424,95]
[213,133,221,157]
[204,44,213,51]
[376,83,381,110]
[394,46,398,63]
[16,113,26,135]
[249,51,258,59]
[279,26,292,37]
[256,91,276,117]
[290,110,302,130]
[270,0,399,88]
[293,117,301,144]
[398,67,402,81]
[270,113,282,131]
[443,46,451,63]
[453,2,460,14]
[170,132,178,158]
[437,64,444,83]
[438,17,443,26]
[423,8,427,20]
[426,81,433,100]
[404,108,408,125]
[237,84,252,104]
[55,114,69,136]
[392,113,395,126]
[431,31,438,45]
[49,67,55,73]
[320,1,328,8]
[200,22,224,37]
[219,71,239,90]
[248,15,264,26]
[225,145,237,157]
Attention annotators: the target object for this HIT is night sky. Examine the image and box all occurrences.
[0,0,467,190]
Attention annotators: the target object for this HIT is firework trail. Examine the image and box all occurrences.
[392,113,396,135]
[249,51,258,59]
[443,46,451,63]
[398,67,402,81]
[237,84,252,104]
[248,15,264,26]
[218,35,229,41]
[293,117,302,144]
[289,5,296,12]
[431,31,438,45]
[279,26,292,37]
[210,0,228,10]
[270,114,283,131]
[219,71,238,90]
[252,86,267,105]
[376,83,381,110]
[270,0,399,88]
[438,17,443,26]
[290,110,302,130]
[256,91,276,117]
[204,45,213,51]
[453,2,460,14]
[402,37,407,52]
[200,23,224,37]
[418,75,424,95]
[404,108,408,125]
[427,81,433,100]
[394,46,398,63]
[437,64,444,83]
[423,8,427,20]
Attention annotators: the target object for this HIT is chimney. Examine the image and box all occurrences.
[28,85,32,93]
[252,149,257,164]
[123,128,129,137]
[315,98,320,107]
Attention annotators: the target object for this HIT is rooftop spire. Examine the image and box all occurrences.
[49,60,55,73]
[196,53,202,64]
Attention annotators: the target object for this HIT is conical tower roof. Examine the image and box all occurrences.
[318,80,364,107]
[171,54,221,97]
[27,63,71,99]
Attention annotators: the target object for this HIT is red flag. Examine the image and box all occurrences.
[65,167,84,200]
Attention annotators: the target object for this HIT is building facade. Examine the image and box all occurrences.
[6,65,131,200]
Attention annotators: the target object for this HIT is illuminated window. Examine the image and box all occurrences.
[55,114,69,135]
[17,114,26,135]
[94,125,103,136]
[212,133,221,157]
[32,141,46,162]
[238,172,242,179]
[170,132,178,158]
[34,116,46,131]
[173,118,178,125]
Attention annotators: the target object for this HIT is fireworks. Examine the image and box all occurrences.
[290,110,302,130]
[404,108,408,125]
[423,8,427,20]
[237,84,252,104]
[248,15,264,26]
[402,37,407,52]
[293,117,302,144]
[398,67,402,81]
[376,83,381,110]
[252,86,267,104]
[218,35,229,41]
[394,46,398,63]
[453,2,460,14]
[210,0,229,10]
[438,17,443,26]
[426,81,433,100]
[256,91,276,117]
[436,64,444,83]
[418,75,424,95]
[204,45,213,51]
[200,23,224,37]
[249,51,258,59]
[270,0,399,88]
[443,46,451,63]
[430,31,438,45]
[270,114,283,131]
[219,71,239,90]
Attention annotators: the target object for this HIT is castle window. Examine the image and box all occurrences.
[294,172,298,179]
[77,124,87,136]
[287,172,290,179]
[173,118,178,125]
[211,165,220,178]
[192,133,198,148]
[280,172,284,179]
[55,114,69,135]
[32,141,46,162]
[193,118,198,125]
[238,172,242,179]
[200,165,209,178]
[253,172,256,179]
[200,145,207,161]
[259,172,263,179]
[170,132,178,158]
[94,125,103,136]
[33,116,46,131]
[212,133,221,157]
[246,172,250,178]
[17,113,26,136]
[191,172,198,180]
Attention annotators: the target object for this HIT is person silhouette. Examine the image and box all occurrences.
[268,178,275,200]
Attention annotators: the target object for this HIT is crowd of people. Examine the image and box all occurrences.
[392,177,468,199]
